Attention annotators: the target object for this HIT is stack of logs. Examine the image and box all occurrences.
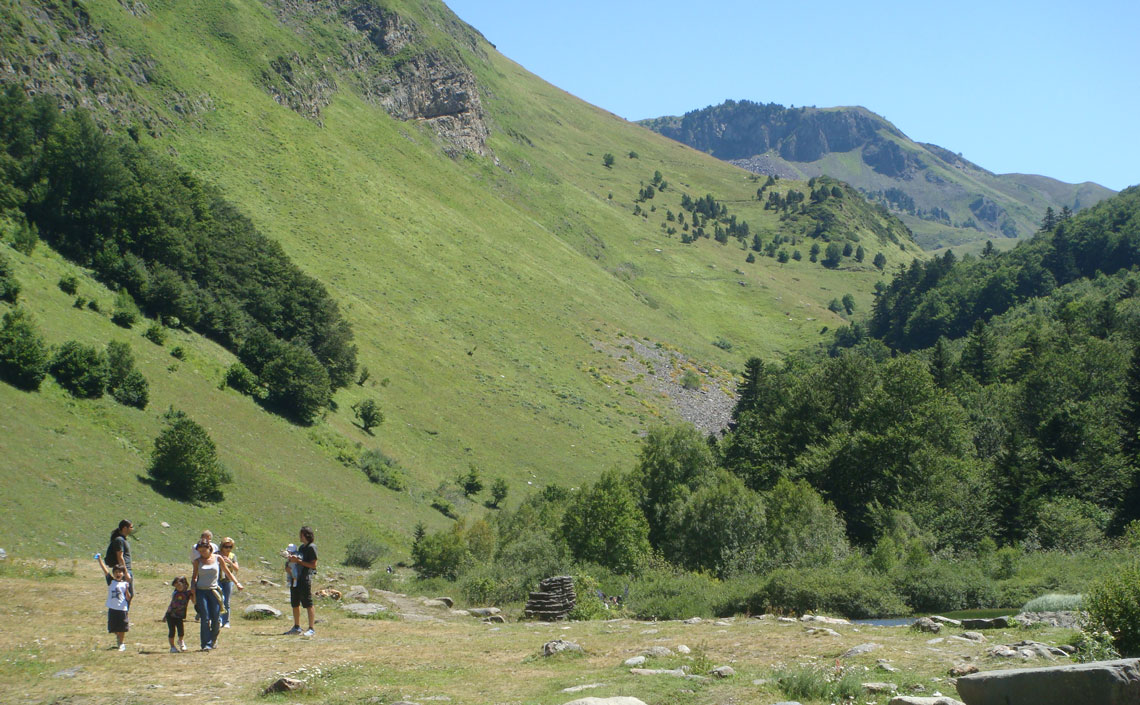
[524,575,576,621]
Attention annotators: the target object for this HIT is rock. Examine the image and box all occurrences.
[52,666,83,678]
[629,668,686,677]
[642,646,673,658]
[888,698,964,705]
[676,644,691,654]
[843,643,882,659]
[806,627,841,637]
[624,656,646,667]
[260,579,280,587]
[683,617,702,624]
[959,632,986,643]
[243,604,282,618]
[878,660,901,673]
[639,628,658,635]
[987,646,1019,659]
[714,619,732,626]
[543,639,582,657]
[950,664,979,677]
[482,615,505,624]
[770,702,804,705]
[525,576,576,621]
[959,616,1013,630]
[801,614,851,625]
[864,681,898,693]
[955,658,1140,705]
[711,666,735,678]
[468,607,500,618]
[1015,611,1082,630]
[450,609,470,617]
[777,616,798,624]
[160,522,170,528]
[422,599,449,608]
[563,693,652,698]
[344,586,369,602]
[342,603,387,617]
[263,677,306,694]
[561,683,605,693]
[433,596,454,608]
[929,615,963,626]
[913,617,942,633]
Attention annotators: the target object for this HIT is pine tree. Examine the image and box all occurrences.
[959,320,997,385]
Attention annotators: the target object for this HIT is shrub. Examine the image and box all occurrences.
[680,370,701,390]
[712,337,733,351]
[895,560,999,613]
[0,253,20,303]
[10,218,37,255]
[431,497,456,519]
[359,449,406,491]
[170,345,186,360]
[1022,593,1083,612]
[49,341,108,398]
[566,574,608,621]
[111,289,140,328]
[626,567,723,620]
[224,362,260,396]
[773,664,864,703]
[489,477,508,508]
[343,536,386,568]
[1085,562,1140,656]
[144,323,167,346]
[412,528,466,579]
[58,274,79,295]
[754,565,908,619]
[0,308,49,390]
[147,408,229,502]
[112,369,149,409]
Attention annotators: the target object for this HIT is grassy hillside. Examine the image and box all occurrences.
[642,100,1116,250]
[0,0,921,562]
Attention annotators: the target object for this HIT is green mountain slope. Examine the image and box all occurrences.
[641,100,1116,250]
[0,0,920,560]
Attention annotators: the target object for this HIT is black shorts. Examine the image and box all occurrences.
[108,608,129,633]
[166,615,184,639]
[290,579,312,608]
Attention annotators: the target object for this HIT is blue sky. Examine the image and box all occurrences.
[446,0,1139,191]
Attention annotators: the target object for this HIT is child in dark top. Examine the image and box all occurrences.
[165,576,191,652]
[97,556,132,651]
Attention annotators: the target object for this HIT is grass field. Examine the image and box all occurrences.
[0,558,1076,705]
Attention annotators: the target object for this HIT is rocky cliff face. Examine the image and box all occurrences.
[271,0,490,156]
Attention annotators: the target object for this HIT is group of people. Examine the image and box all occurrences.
[96,520,319,652]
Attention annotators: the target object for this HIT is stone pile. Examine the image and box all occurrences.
[525,576,576,621]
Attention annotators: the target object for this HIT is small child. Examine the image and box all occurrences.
[97,555,132,651]
[164,576,192,652]
[283,543,301,587]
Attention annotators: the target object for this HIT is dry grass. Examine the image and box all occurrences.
[0,560,1076,704]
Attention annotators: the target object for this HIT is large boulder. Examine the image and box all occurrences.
[955,658,1140,705]
[958,616,1013,630]
[243,604,282,619]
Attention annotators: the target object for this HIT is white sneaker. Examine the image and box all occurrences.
[302,628,315,637]
[222,623,231,628]
[178,641,187,652]
[118,643,127,652]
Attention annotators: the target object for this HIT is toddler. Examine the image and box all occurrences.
[164,576,192,652]
[97,555,132,651]
[283,543,301,587]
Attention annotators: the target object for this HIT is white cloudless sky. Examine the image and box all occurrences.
[445,0,1139,191]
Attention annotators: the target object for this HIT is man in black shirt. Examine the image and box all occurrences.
[283,526,318,636]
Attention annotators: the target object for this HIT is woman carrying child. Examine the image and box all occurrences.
[190,541,242,651]
[217,538,239,628]
[96,555,132,651]
[164,577,192,652]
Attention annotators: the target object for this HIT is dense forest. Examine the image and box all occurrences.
[0,87,356,423]
[407,187,1140,624]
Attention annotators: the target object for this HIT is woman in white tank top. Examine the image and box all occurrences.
[190,542,242,651]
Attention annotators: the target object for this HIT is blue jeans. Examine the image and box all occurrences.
[195,589,221,649]
[219,581,233,626]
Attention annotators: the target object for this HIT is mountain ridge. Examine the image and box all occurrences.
[641,99,1116,251]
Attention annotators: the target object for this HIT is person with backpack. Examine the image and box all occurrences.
[282,526,318,636]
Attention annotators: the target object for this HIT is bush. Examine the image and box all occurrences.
[566,574,608,621]
[144,323,167,346]
[353,398,383,433]
[49,341,108,398]
[753,565,908,619]
[112,369,149,409]
[111,289,140,328]
[0,253,19,303]
[343,536,386,568]
[359,449,406,491]
[1022,593,1083,612]
[224,362,260,396]
[1034,497,1108,551]
[147,408,229,502]
[412,528,466,579]
[170,345,186,360]
[773,664,864,703]
[895,560,999,613]
[625,567,723,620]
[58,274,79,295]
[431,497,456,519]
[1085,562,1140,656]
[9,218,37,255]
[0,308,49,390]
[680,370,701,390]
